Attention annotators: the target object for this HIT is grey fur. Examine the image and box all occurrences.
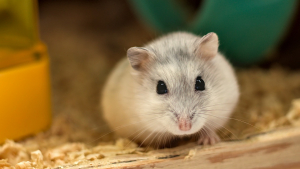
[101,32,239,146]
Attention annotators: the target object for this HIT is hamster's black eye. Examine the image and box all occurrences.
[195,76,205,91]
[157,80,168,94]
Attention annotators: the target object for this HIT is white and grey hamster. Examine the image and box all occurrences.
[102,32,239,146]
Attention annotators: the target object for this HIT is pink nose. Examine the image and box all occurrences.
[179,119,191,131]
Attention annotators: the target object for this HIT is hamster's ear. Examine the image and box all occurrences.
[196,32,219,60]
[127,47,151,71]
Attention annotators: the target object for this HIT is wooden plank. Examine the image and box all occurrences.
[61,127,300,169]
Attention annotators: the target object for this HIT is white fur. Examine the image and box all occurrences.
[101,32,239,146]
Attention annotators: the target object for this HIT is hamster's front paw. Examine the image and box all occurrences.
[197,130,220,145]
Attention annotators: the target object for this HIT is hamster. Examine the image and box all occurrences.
[101,32,239,146]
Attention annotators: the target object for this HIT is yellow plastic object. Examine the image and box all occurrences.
[0,0,51,144]
[0,43,51,144]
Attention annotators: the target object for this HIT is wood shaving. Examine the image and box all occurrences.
[15,161,33,169]
[31,150,43,168]
[0,159,11,168]
[286,99,300,126]
[0,140,29,165]
[184,149,196,160]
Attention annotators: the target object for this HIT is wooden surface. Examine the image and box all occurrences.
[59,127,300,169]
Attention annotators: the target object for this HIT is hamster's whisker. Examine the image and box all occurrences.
[196,115,238,140]
[88,115,165,145]
[152,132,163,149]
[126,114,167,145]
[200,126,209,139]
[161,132,168,149]
[204,118,239,140]
[198,109,233,112]
[203,125,215,137]
[199,128,206,141]
[199,108,231,111]
[202,100,256,110]
[155,132,167,149]
[127,120,158,147]
[195,130,201,142]
[139,128,158,148]
[166,134,172,148]
[158,132,168,149]
[197,112,261,131]
[132,119,161,141]
[207,124,230,140]
[199,102,237,109]
[147,131,162,149]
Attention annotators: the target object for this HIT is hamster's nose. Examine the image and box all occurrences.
[178,118,191,131]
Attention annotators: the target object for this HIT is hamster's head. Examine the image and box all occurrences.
[127,32,239,136]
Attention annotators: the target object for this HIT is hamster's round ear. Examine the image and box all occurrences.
[196,32,219,60]
[127,47,151,71]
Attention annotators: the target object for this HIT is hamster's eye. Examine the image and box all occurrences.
[157,80,168,94]
[195,76,205,91]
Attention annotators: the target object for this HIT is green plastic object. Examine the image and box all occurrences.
[129,0,298,66]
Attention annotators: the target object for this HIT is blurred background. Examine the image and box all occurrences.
[1,0,300,143]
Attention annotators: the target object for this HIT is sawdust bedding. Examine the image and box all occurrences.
[1,66,300,169]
